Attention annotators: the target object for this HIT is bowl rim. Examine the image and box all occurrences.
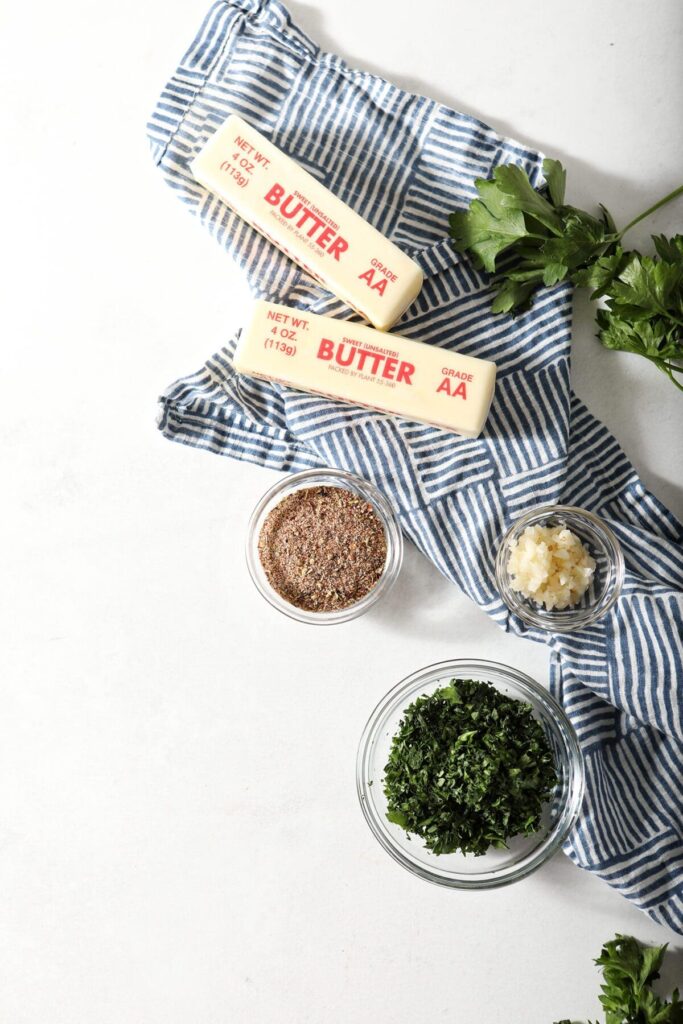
[245,467,404,625]
[356,657,585,890]
[494,504,625,633]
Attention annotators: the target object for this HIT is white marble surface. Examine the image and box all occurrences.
[2,0,683,1021]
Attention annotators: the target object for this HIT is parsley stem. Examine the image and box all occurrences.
[618,183,683,238]
[636,352,683,390]
[648,299,683,330]
[665,366,683,391]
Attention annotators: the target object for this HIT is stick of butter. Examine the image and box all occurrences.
[234,301,497,439]
[191,114,423,330]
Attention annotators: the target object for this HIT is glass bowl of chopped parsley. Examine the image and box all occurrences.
[356,659,584,888]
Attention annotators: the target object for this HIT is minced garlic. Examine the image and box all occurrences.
[506,524,596,611]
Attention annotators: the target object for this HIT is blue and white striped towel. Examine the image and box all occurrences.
[148,0,683,931]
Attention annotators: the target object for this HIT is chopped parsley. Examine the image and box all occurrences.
[383,678,558,856]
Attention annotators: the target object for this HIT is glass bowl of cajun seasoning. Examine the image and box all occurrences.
[357,659,584,889]
[245,468,403,624]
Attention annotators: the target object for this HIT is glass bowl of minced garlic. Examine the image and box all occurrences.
[495,505,624,632]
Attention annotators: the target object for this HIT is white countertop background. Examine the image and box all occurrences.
[2,1,683,1021]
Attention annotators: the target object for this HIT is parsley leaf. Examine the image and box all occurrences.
[492,162,564,234]
[653,233,683,264]
[448,190,529,273]
[490,278,538,314]
[545,159,567,206]
[605,253,683,321]
[572,248,628,297]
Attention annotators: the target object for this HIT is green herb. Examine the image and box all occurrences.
[554,934,683,1024]
[449,164,683,390]
[595,245,683,390]
[382,678,558,856]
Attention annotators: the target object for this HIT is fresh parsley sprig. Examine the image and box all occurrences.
[449,164,683,390]
[594,241,683,391]
[554,934,683,1024]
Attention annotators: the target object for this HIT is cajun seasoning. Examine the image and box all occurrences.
[257,486,387,612]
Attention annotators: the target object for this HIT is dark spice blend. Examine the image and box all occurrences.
[258,486,387,612]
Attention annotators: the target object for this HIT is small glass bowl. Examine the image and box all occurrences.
[245,468,403,625]
[495,504,625,633]
[357,659,584,889]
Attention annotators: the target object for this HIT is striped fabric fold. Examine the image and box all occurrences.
[148,0,683,931]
